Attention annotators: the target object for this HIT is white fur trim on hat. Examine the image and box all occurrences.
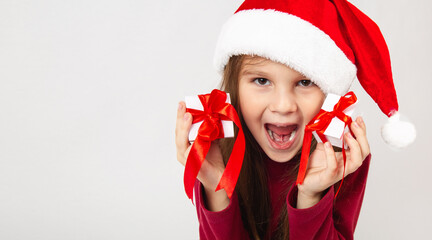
[214,9,357,95]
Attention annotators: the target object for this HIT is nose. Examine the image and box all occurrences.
[268,90,298,114]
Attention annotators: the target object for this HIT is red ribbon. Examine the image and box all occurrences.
[184,89,245,201]
[296,91,357,198]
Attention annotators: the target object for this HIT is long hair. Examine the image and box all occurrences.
[219,55,315,239]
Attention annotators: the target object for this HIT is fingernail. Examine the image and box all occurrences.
[178,103,183,110]
[183,113,189,120]
[358,116,364,125]
[346,132,353,139]
[353,121,359,128]
[325,142,331,148]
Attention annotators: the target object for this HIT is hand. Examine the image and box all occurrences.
[175,101,229,210]
[297,116,370,208]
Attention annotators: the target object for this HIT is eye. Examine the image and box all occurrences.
[253,78,270,86]
[298,79,314,87]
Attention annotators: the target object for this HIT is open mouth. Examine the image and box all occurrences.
[265,123,298,150]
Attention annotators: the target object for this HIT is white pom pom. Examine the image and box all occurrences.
[381,112,416,148]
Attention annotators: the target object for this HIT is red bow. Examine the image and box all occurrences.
[296,91,357,198]
[184,89,245,201]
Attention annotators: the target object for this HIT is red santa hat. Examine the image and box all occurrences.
[214,0,416,148]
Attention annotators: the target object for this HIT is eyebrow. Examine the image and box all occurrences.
[240,69,270,76]
[240,68,310,81]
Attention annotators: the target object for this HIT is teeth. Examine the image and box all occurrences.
[267,129,274,140]
[267,129,296,142]
[289,129,296,141]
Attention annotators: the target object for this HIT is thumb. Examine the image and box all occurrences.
[315,142,325,151]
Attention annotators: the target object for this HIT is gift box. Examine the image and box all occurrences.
[297,91,357,188]
[312,93,357,148]
[183,89,245,201]
[185,93,234,142]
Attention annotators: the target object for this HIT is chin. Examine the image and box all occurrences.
[266,150,299,163]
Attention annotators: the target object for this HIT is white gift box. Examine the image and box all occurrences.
[185,93,234,142]
[312,93,357,148]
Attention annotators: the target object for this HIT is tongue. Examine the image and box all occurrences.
[266,124,297,135]
[273,132,291,142]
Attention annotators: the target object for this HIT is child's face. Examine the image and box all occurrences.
[238,56,325,162]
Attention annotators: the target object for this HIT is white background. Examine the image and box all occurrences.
[0,0,431,239]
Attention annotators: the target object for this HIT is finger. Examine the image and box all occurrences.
[177,144,194,167]
[344,132,363,172]
[350,117,370,158]
[175,101,186,144]
[180,145,193,166]
[315,142,325,151]
[176,113,193,165]
[176,112,193,152]
[357,116,367,131]
[323,142,339,178]
[175,102,193,162]
[175,101,186,135]
[307,143,325,168]
[334,151,348,168]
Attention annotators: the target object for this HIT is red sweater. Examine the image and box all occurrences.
[194,155,371,240]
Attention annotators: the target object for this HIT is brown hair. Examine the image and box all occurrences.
[219,55,313,239]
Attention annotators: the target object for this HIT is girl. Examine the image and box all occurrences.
[176,0,414,239]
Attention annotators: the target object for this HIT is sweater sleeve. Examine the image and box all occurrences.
[286,154,371,240]
[194,181,250,240]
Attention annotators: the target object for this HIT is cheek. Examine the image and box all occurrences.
[301,91,325,122]
[239,86,255,120]
[239,84,264,128]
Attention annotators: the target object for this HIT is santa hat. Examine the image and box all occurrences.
[214,0,416,148]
